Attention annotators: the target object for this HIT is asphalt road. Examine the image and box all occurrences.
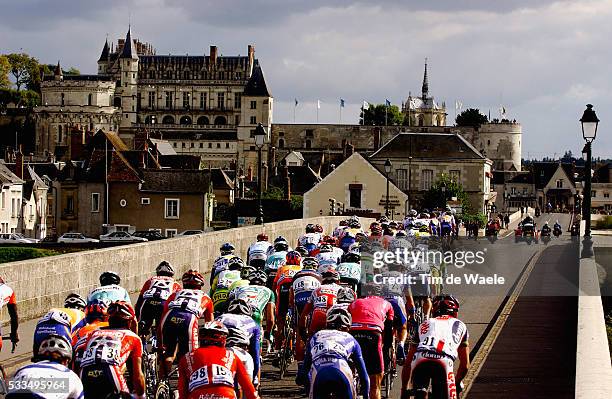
[0,213,577,399]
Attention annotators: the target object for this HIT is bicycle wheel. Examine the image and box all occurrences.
[154,380,172,399]
[383,371,391,398]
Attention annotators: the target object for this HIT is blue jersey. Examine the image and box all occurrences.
[265,251,287,272]
[215,313,262,382]
[87,284,130,305]
[304,329,369,398]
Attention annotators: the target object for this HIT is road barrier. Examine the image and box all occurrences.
[0,216,347,322]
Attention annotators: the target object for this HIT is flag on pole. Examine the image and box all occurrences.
[295,98,298,107]
[362,100,369,109]
[499,105,507,118]
[317,100,321,109]
[340,98,345,108]
[455,100,463,111]
[385,99,391,107]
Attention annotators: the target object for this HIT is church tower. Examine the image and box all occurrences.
[402,58,447,126]
[118,27,138,128]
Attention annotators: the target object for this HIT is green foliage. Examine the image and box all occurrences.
[594,216,612,230]
[0,88,40,108]
[423,174,470,212]
[455,108,488,128]
[0,247,59,264]
[262,186,285,200]
[290,195,303,211]
[461,212,488,228]
[43,64,80,76]
[360,103,404,126]
[6,53,41,91]
[0,55,10,88]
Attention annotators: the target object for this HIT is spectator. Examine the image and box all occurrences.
[504,214,510,229]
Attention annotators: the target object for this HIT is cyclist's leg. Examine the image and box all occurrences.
[311,365,354,399]
[81,364,122,399]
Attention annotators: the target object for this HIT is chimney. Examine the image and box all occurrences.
[15,146,24,179]
[248,45,255,72]
[374,127,381,150]
[210,46,218,67]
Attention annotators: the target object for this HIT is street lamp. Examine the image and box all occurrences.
[254,123,267,225]
[384,159,392,217]
[580,104,599,237]
[441,183,447,209]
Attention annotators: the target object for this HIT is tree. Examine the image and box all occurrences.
[423,174,470,211]
[360,103,404,126]
[0,55,10,88]
[455,108,488,128]
[65,67,80,75]
[6,53,40,91]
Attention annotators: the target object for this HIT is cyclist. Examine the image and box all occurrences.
[300,306,370,399]
[8,334,83,399]
[226,326,256,388]
[405,258,433,327]
[299,267,343,344]
[349,284,395,399]
[268,236,292,256]
[72,299,110,371]
[210,243,237,285]
[315,244,341,268]
[271,250,302,352]
[135,261,181,337]
[298,224,321,250]
[210,257,245,314]
[80,301,145,399]
[381,263,409,365]
[265,238,289,287]
[177,321,259,399]
[295,245,311,257]
[401,295,470,399]
[32,309,72,357]
[333,219,349,239]
[247,233,271,268]
[159,270,214,378]
[59,293,87,332]
[0,277,19,352]
[87,271,130,305]
[216,298,262,387]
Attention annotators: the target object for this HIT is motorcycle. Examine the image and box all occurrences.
[540,226,551,244]
[535,208,541,217]
[485,221,500,238]
[553,226,562,237]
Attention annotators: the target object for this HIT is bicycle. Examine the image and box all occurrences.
[277,309,295,379]
[382,337,398,398]
[154,366,179,399]
[142,334,159,398]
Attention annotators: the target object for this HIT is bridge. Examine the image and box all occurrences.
[0,214,610,398]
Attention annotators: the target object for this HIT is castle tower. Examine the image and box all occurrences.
[54,61,63,81]
[118,27,138,128]
[97,38,110,74]
[402,58,447,126]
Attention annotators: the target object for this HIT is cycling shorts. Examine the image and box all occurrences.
[81,364,126,399]
[33,322,71,355]
[160,309,198,360]
[275,284,291,321]
[351,329,383,375]
[411,351,457,399]
[386,296,408,327]
[310,361,356,399]
[294,291,313,316]
[138,298,164,328]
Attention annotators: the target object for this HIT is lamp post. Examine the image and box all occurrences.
[254,123,267,225]
[441,183,447,209]
[580,104,599,237]
[384,159,392,217]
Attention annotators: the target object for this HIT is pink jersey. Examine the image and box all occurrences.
[349,296,394,333]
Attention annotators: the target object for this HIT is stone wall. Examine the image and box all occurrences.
[0,216,345,322]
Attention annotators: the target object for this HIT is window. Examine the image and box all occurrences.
[183,92,190,109]
[305,129,314,138]
[165,91,173,109]
[173,142,177,148]
[592,191,597,198]
[235,115,240,125]
[141,198,150,205]
[556,179,563,188]
[200,143,204,148]
[421,169,433,190]
[250,100,257,109]
[396,169,408,191]
[278,138,285,148]
[165,199,180,219]
[511,187,516,195]
[216,143,221,148]
[604,193,610,199]
[165,229,177,238]
[11,198,16,218]
[66,195,74,214]
[217,92,225,110]
[305,139,312,149]
[250,116,256,124]
[57,125,63,143]
[148,92,155,108]
[91,193,100,213]
[234,93,242,109]
[1,192,4,209]
[88,94,93,106]
[250,129,256,138]
[226,143,230,148]
[191,142,194,148]
[349,184,362,208]
[200,92,207,110]
[449,170,460,182]
[61,93,65,106]
[182,142,186,148]
[208,143,212,148]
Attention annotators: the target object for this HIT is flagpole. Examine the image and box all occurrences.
[316,102,319,123]
[385,105,388,126]
[293,104,296,123]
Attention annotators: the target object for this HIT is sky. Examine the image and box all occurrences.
[1,0,611,158]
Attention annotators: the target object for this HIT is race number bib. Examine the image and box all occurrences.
[337,263,361,281]
[143,279,173,300]
[189,366,210,391]
[293,277,320,293]
[168,290,203,315]
[312,340,348,359]
[81,334,122,367]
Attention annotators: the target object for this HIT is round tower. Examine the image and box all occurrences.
[477,122,522,171]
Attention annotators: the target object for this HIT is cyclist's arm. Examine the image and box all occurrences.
[203,297,214,322]
[130,354,145,396]
[456,344,470,384]
[351,339,370,398]
[7,303,18,342]
[235,355,259,399]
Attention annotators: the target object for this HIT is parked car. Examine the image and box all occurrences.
[0,233,34,244]
[99,231,148,243]
[176,230,204,236]
[58,233,99,244]
[132,230,166,241]
[12,233,40,243]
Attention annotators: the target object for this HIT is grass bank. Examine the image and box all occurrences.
[0,247,60,263]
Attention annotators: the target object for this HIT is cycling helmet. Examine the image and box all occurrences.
[320,266,339,283]
[341,252,361,264]
[362,282,382,297]
[432,295,460,317]
[156,261,175,277]
[199,320,229,347]
[42,310,72,328]
[85,299,109,321]
[286,250,302,266]
[371,225,383,236]
[379,216,389,223]
[64,293,86,310]
[228,257,245,271]
[295,246,309,257]
[315,224,324,233]
[182,269,205,289]
[339,220,348,227]
[302,257,319,270]
[226,326,250,347]
[38,334,72,362]
[322,235,336,245]
[248,270,268,286]
[395,230,407,237]
[257,233,269,242]
[389,222,398,229]
[336,287,357,304]
[319,244,333,253]
[409,209,418,217]
[370,222,381,230]
[227,298,253,317]
[274,236,287,243]
[305,224,316,233]
[348,220,361,228]
[100,271,120,286]
[220,243,235,255]
[326,306,352,330]
[241,265,256,280]
[274,241,289,252]
[107,301,136,322]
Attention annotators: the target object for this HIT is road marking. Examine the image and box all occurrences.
[461,248,543,397]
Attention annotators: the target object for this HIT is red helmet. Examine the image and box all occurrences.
[107,301,136,322]
[432,295,460,317]
[315,224,324,233]
[286,250,302,266]
[257,233,269,242]
[370,225,382,235]
[85,300,109,322]
[322,235,336,245]
[370,222,381,230]
[199,320,228,347]
[182,270,205,289]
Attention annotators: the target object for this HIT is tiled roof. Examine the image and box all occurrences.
[140,169,210,193]
[370,132,485,160]
[0,162,24,185]
[244,64,271,97]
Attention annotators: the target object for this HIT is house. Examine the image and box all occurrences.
[577,162,612,213]
[530,162,577,211]
[368,132,493,214]
[0,162,24,234]
[303,152,407,219]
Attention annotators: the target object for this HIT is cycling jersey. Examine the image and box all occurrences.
[87,285,130,305]
[177,345,258,399]
[315,252,340,267]
[8,360,84,399]
[230,346,255,384]
[298,233,321,247]
[301,283,342,336]
[291,270,322,315]
[265,252,287,272]
[0,282,16,349]
[228,285,275,326]
[210,254,235,285]
[80,328,143,398]
[163,289,214,318]
[33,310,73,355]
[211,270,242,313]
[304,329,369,399]
[272,265,302,292]
[247,241,272,263]
[72,320,109,370]
[136,276,181,336]
[336,262,361,287]
[216,313,262,384]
